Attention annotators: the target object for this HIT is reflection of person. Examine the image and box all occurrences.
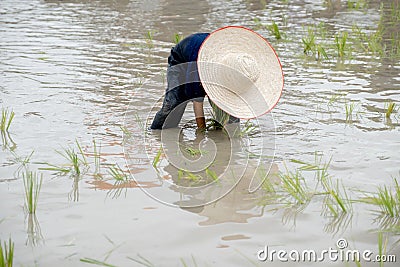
[151,26,284,130]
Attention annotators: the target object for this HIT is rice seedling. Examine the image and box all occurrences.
[205,167,218,182]
[0,238,14,267]
[152,146,162,168]
[127,254,155,267]
[57,147,82,175]
[335,31,349,58]
[179,142,207,157]
[173,33,183,44]
[268,21,282,40]
[352,25,385,56]
[240,120,258,137]
[345,101,358,123]
[177,169,202,183]
[184,171,202,182]
[385,102,396,119]
[279,167,311,205]
[302,27,316,55]
[80,258,117,267]
[40,142,88,176]
[208,100,230,129]
[145,31,154,49]
[321,176,351,215]
[0,108,15,132]
[365,179,400,218]
[23,170,43,214]
[302,27,328,60]
[107,164,131,198]
[75,139,88,167]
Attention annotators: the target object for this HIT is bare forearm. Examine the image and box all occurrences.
[193,101,206,129]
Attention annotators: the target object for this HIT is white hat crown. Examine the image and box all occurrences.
[220,53,260,95]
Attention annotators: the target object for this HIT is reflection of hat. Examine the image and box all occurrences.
[197,26,283,119]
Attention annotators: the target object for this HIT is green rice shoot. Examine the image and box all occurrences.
[385,102,396,119]
[0,238,14,267]
[0,108,15,132]
[80,257,117,267]
[152,146,162,168]
[23,171,43,214]
[209,100,230,129]
[107,164,131,198]
[173,33,183,44]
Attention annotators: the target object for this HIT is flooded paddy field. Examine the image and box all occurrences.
[1,0,400,266]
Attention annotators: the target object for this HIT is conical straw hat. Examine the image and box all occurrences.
[197,26,283,119]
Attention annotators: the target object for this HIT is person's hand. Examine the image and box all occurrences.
[195,117,206,130]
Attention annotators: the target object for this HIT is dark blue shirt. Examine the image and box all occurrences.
[168,33,209,100]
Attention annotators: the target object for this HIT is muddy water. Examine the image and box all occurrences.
[1,0,400,266]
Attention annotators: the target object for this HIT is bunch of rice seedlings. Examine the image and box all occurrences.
[279,168,311,205]
[39,140,88,176]
[0,238,14,267]
[177,169,202,183]
[334,31,349,58]
[302,27,328,60]
[352,25,385,56]
[107,164,131,198]
[321,176,352,216]
[179,143,207,158]
[268,21,282,40]
[0,108,15,133]
[23,171,43,214]
[58,147,82,175]
[145,31,154,49]
[367,179,400,218]
[345,101,358,123]
[209,100,230,129]
[239,120,258,137]
[205,168,218,182]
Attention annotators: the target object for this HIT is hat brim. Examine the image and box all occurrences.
[197,26,284,119]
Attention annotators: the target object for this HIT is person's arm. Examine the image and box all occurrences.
[193,100,206,129]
